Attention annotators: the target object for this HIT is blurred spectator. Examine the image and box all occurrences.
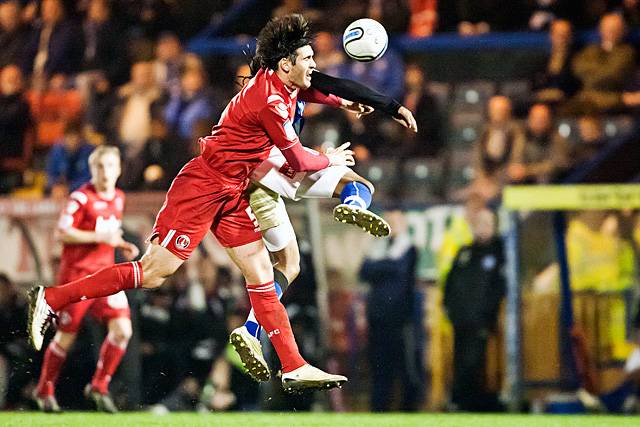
[527,0,573,31]
[45,120,94,197]
[119,0,177,40]
[84,75,114,137]
[22,0,83,79]
[153,32,184,93]
[401,63,443,156]
[359,210,424,412]
[137,115,185,190]
[340,47,404,100]
[439,0,528,34]
[444,208,505,412]
[367,0,411,34]
[140,263,219,407]
[533,19,580,104]
[164,64,217,141]
[617,0,640,28]
[78,0,129,90]
[0,64,32,194]
[568,114,606,168]
[26,74,83,147]
[313,32,344,77]
[0,0,31,68]
[113,61,163,185]
[562,13,636,115]
[508,103,569,184]
[0,273,32,410]
[408,0,437,37]
[470,96,525,201]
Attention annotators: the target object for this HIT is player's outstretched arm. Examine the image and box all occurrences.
[56,227,140,259]
[310,70,418,132]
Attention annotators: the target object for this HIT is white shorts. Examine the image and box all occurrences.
[250,146,350,201]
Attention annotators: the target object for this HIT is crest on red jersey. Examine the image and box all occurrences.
[175,234,191,249]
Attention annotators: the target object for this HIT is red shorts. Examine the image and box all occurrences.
[57,265,130,334]
[151,156,261,259]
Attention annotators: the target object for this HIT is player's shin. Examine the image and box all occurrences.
[340,181,372,209]
[45,261,143,311]
[91,334,128,394]
[36,341,67,397]
[244,269,289,338]
[246,281,305,373]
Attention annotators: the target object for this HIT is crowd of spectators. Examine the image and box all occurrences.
[1,0,639,200]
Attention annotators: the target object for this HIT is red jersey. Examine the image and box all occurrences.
[57,183,125,281]
[200,68,340,182]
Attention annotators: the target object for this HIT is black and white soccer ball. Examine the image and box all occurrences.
[342,18,388,62]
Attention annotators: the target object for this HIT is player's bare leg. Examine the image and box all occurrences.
[226,239,346,392]
[332,170,390,237]
[85,316,132,413]
[28,241,183,351]
[33,331,76,413]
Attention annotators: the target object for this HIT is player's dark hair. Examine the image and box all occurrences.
[251,14,312,74]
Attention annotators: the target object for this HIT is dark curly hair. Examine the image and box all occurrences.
[250,14,313,75]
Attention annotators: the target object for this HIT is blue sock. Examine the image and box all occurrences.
[340,181,372,209]
[244,280,283,339]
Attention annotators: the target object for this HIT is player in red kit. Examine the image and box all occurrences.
[32,145,139,413]
[29,14,352,392]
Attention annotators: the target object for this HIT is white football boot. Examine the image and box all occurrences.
[281,363,347,393]
[28,285,56,351]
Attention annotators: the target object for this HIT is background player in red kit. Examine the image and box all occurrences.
[33,145,139,413]
[29,14,353,392]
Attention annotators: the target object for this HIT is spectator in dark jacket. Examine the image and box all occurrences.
[0,273,33,409]
[401,63,443,157]
[45,121,94,197]
[444,208,505,412]
[22,0,84,79]
[164,64,216,141]
[0,64,31,193]
[534,19,581,105]
[0,0,31,68]
[359,209,424,412]
[79,0,129,87]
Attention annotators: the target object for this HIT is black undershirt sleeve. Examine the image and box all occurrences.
[310,70,403,119]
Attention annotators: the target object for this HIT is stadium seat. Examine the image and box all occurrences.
[358,158,399,200]
[451,80,496,114]
[443,149,476,197]
[448,111,485,148]
[426,81,452,111]
[499,80,532,106]
[604,115,634,138]
[401,158,445,203]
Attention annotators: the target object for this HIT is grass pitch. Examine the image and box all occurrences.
[2,412,640,427]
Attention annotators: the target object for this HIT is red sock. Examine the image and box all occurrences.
[247,281,306,373]
[91,335,128,394]
[36,341,67,397]
[45,261,143,311]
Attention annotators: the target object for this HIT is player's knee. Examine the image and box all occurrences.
[54,331,77,352]
[139,248,182,289]
[109,320,132,344]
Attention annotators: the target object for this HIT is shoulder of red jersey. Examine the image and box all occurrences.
[69,185,93,206]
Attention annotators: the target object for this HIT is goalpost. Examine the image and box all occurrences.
[502,184,640,411]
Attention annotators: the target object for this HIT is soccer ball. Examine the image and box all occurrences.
[342,18,388,62]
